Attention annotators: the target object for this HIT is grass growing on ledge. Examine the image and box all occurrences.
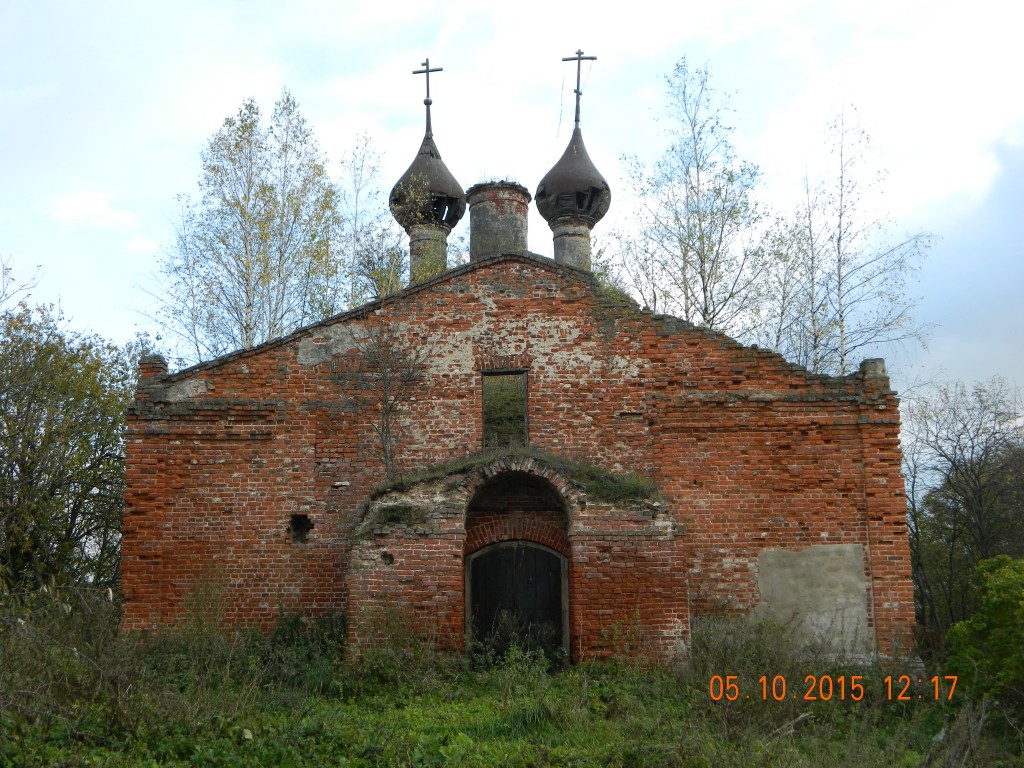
[353,500,429,537]
[374,446,659,504]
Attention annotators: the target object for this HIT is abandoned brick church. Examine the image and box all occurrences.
[121,59,915,660]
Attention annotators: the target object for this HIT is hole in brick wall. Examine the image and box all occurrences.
[288,514,314,544]
[381,552,395,565]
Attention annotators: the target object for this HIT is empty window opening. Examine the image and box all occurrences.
[482,372,527,449]
[288,514,314,544]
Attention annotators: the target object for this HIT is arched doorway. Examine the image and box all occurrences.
[463,470,570,659]
[466,541,567,658]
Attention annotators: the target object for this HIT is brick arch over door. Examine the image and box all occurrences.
[346,455,689,661]
[464,471,571,556]
[462,466,574,658]
[346,457,581,653]
[461,456,585,558]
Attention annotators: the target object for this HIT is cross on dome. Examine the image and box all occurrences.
[413,58,443,137]
[561,49,596,129]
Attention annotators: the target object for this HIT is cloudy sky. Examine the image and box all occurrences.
[1,0,1021,390]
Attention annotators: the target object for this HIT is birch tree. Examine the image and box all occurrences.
[337,134,407,306]
[758,113,930,374]
[156,90,341,362]
[619,58,766,332]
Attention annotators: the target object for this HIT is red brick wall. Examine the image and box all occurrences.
[122,254,914,655]
[345,458,688,661]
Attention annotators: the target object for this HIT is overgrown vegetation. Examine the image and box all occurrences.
[946,556,1024,711]
[0,304,143,593]
[372,445,659,504]
[3,589,1021,767]
[902,377,1024,660]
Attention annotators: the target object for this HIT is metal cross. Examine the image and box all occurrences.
[562,49,596,128]
[413,58,442,103]
[413,58,442,137]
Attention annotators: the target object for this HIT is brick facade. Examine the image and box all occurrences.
[122,252,915,659]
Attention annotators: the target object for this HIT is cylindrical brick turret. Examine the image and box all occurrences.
[466,182,531,261]
[389,90,466,285]
[549,219,593,270]
[407,223,450,282]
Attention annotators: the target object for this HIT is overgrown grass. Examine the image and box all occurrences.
[374,445,659,504]
[2,590,1021,767]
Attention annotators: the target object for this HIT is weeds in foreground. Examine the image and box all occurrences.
[1,593,1022,767]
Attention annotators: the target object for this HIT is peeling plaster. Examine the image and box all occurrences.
[164,377,211,401]
[296,324,358,367]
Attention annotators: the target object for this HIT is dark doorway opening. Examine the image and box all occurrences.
[467,541,567,660]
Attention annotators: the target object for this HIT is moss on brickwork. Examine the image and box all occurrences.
[354,501,429,537]
[373,446,659,503]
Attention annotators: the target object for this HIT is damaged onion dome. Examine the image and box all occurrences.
[389,133,466,230]
[535,127,610,227]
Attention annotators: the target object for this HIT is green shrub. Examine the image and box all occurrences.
[136,610,348,724]
[260,613,347,696]
[0,585,135,734]
[482,373,527,449]
[946,555,1024,708]
[0,586,348,759]
[342,603,464,699]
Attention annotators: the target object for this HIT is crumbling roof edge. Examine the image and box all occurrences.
[144,251,890,396]
[149,252,596,383]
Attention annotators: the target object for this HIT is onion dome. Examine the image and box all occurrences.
[535,126,611,227]
[389,60,465,233]
[389,132,466,231]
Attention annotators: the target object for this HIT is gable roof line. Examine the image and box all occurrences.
[156,251,597,382]
[149,251,887,394]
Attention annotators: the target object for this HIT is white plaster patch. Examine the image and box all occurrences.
[753,543,870,655]
[164,377,210,401]
[296,323,358,366]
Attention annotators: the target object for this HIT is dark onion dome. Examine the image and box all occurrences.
[535,127,611,227]
[389,133,466,230]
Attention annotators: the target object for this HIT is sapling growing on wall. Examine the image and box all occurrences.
[331,317,431,479]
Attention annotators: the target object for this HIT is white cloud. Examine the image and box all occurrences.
[124,237,158,253]
[51,192,135,231]
[744,0,1024,221]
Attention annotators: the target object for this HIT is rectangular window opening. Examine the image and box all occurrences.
[482,371,528,449]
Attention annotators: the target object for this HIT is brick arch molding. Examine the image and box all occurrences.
[461,457,583,558]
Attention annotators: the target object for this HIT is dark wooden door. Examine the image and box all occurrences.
[469,542,564,658]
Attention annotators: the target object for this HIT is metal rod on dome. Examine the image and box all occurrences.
[561,49,596,129]
[413,58,442,138]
